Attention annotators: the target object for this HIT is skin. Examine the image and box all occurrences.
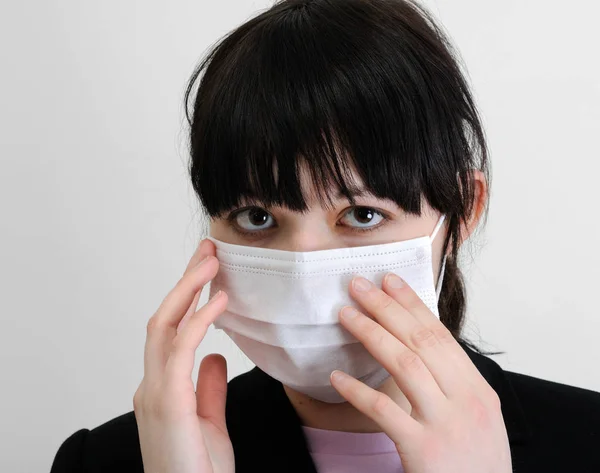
[208,164,486,432]
[134,165,512,472]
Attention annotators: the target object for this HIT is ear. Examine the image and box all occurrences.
[457,169,488,246]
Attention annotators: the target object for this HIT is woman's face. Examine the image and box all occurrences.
[208,165,475,283]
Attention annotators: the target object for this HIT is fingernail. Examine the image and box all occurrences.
[340,306,359,320]
[330,370,349,384]
[353,277,372,292]
[196,255,209,267]
[208,290,222,303]
[385,273,405,289]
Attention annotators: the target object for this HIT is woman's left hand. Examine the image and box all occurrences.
[330,273,512,473]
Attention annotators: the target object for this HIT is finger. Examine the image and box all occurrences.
[184,238,215,274]
[196,353,228,436]
[381,273,486,396]
[178,239,217,333]
[177,289,203,334]
[330,369,423,448]
[164,290,228,382]
[157,255,219,322]
[143,238,213,376]
[349,275,460,397]
[349,275,428,349]
[339,306,446,420]
[350,274,473,399]
[143,255,219,379]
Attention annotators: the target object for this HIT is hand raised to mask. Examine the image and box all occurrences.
[330,273,512,473]
[133,239,234,473]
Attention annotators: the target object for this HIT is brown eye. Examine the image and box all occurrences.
[234,207,275,231]
[339,207,385,229]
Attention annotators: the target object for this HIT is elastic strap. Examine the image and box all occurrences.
[431,214,447,303]
[430,214,446,242]
[435,254,447,301]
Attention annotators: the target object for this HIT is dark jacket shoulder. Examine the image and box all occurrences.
[50,346,600,473]
[504,368,600,446]
[51,410,143,473]
[507,368,600,420]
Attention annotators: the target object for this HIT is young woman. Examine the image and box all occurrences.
[51,0,600,472]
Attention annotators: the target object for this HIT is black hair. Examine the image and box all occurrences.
[184,0,503,356]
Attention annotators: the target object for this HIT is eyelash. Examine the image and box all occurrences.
[225,206,391,238]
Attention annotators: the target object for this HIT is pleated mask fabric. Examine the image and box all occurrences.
[207,215,446,403]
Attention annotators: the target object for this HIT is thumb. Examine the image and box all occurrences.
[196,353,228,433]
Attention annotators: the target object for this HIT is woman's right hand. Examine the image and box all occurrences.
[133,238,234,473]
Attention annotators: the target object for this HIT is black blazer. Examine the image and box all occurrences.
[51,341,600,472]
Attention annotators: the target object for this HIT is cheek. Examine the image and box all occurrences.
[208,220,227,239]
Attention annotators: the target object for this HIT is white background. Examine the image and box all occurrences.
[1,1,599,471]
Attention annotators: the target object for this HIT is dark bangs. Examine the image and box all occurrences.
[184,0,489,224]
[184,0,501,355]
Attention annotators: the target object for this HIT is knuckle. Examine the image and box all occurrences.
[463,389,481,408]
[403,291,423,311]
[132,388,143,411]
[133,383,154,413]
[394,349,424,373]
[484,387,502,411]
[472,398,493,428]
[363,321,386,346]
[410,327,438,349]
[463,390,497,428]
[377,293,395,311]
[431,324,455,345]
[371,393,392,416]
[146,315,158,334]
[133,382,172,420]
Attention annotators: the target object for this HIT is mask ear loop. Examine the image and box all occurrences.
[435,256,447,302]
[429,215,447,302]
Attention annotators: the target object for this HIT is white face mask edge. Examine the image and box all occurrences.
[429,214,447,302]
[207,213,448,403]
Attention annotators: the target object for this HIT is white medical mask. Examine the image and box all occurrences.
[207,214,446,403]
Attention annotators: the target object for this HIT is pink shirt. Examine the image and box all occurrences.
[302,426,404,473]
